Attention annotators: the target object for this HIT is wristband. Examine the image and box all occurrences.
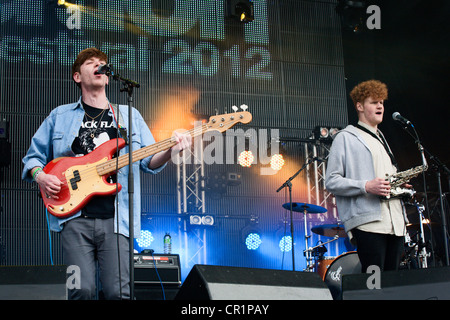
[32,167,43,181]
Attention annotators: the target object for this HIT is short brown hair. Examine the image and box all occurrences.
[71,47,108,87]
[349,80,388,108]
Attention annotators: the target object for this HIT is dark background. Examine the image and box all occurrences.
[342,0,450,194]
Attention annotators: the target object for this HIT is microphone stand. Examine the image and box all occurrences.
[276,157,319,271]
[109,68,140,299]
[398,122,450,266]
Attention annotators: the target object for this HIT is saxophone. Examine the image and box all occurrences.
[384,164,428,199]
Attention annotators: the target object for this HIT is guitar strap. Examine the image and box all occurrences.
[110,103,129,145]
[355,124,398,169]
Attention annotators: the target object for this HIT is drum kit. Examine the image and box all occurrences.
[282,197,434,299]
[282,201,361,299]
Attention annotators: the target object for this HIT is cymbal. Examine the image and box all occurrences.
[282,202,327,214]
[311,224,347,238]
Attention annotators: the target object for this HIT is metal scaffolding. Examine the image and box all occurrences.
[304,138,337,219]
[177,140,206,215]
[304,138,341,259]
[176,140,207,268]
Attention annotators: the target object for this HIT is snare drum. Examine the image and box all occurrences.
[323,251,361,300]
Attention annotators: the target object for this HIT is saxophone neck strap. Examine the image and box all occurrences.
[355,123,398,169]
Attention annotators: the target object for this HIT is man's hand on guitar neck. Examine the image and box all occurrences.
[32,167,64,200]
[149,131,192,170]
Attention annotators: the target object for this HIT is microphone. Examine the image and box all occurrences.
[392,112,412,126]
[313,157,326,162]
[96,64,113,75]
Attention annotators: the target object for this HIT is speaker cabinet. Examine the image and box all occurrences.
[342,266,450,300]
[0,265,67,300]
[175,264,332,300]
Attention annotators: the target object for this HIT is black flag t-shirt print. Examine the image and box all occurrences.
[72,101,118,155]
[71,101,118,218]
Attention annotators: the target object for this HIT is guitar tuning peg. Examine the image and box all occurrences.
[240,104,248,111]
[232,105,238,112]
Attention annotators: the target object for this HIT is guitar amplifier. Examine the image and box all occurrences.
[134,253,181,285]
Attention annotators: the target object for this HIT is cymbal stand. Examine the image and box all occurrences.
[307,235,340,269]
[309,235,339,252]
[303,208,313,271]
[415,202,428,268]
[276,157,317,271]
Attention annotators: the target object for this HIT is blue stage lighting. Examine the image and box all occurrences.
[245,232,262,250]
[279,235,292,252]
[136,230,154,249]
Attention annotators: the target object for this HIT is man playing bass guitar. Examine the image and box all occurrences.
[22,48,191,300]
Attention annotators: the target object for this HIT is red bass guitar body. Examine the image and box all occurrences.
[41,138,126,218]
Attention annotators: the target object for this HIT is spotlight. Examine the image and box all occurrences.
[241,217,261,250]
[189,215,202,225]
[238,150,254,167]
[46,0,65,6]
[225,0,254,23]
[279,235,292,252]
[329,127,340,136]
[270,154,285,171]
[201,215,215,226]
[189,214,215,226]
[245,232,262,250]
[336,0,367,33]
[314,126,341,142]
[135,230,154,249]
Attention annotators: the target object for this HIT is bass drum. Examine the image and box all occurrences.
[324,251,361,300]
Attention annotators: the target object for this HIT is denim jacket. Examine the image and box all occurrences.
[22,97,166,237]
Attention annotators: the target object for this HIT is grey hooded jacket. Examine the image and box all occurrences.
[325,125,384,232]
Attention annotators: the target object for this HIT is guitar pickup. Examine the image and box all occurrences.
[70,170,81,190]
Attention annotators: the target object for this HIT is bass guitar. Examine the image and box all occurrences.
[41,111,252,218]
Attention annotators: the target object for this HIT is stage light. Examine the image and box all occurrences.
[279,235,292,252]
[238,150,254,167]
[201,215,215,226]
[189,214,215,226]
[320,127,329,138]
[335,0,367,33]
[329,127,340,136]
[190,215,202,225]
[314,126,341,142]
[241,216,261,250]
[135,230,154,249]
[225,0,254,23]
[270,154,285,171]
[57,0,66,5]
[245,232,262,250]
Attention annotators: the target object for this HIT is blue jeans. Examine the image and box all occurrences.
[61,217,130,299]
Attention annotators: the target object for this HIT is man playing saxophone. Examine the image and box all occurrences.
[325,80,411,273]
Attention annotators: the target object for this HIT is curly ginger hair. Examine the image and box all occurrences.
[349,80,388,109]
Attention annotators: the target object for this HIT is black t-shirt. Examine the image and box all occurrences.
[71,101,118,218]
